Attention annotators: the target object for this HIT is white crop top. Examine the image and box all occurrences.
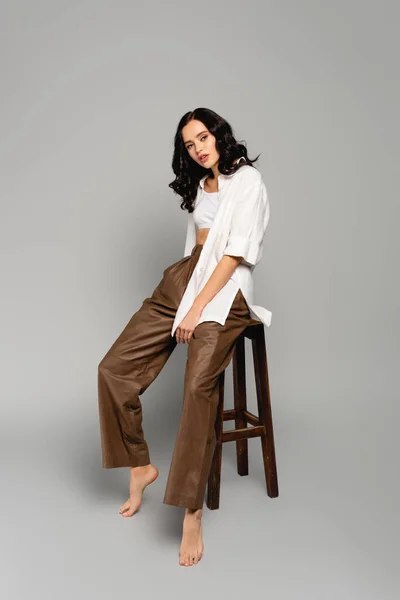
[193,190,219,229]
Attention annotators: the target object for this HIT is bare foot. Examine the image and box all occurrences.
[119,464,159,517]
[179,507,204,566]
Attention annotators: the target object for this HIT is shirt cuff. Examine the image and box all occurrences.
[222,235,257,266]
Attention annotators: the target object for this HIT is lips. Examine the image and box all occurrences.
[199,154,208,162]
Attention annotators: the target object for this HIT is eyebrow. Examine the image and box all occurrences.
[184,130,208,146]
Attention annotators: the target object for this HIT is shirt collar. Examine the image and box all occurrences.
[198,157,246,190]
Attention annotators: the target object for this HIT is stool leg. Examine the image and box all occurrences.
[252,326,279,498]
[206,370,225,510]
[233,335,249,476]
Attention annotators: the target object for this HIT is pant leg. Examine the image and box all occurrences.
[97,245,202,469]
[163,287,252,509]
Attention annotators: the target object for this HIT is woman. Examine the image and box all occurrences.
[97,107,272,567]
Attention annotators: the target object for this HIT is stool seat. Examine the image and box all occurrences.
[206,321,279,510]
[248,317,262,327]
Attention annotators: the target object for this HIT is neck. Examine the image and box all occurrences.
[211,165,220,180]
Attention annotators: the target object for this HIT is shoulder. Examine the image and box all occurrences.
[232,165,262,186]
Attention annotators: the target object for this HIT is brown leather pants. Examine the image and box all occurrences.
[97,243,252,509]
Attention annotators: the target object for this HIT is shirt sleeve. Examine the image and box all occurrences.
[222,168,270,267]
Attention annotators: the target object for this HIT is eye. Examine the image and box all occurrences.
[186,135,207,151]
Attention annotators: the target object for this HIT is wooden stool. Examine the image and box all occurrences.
[206,320,279,510]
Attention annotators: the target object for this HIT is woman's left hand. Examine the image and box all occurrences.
[175,306,203,344]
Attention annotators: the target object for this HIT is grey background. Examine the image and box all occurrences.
[1,0,399,597]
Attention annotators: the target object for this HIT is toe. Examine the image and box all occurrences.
[122,507,134,517]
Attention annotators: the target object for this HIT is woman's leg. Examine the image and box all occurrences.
[163,288,252,510]
[164,288,252,566]
[97,253,197,469]
[97,245,203,517]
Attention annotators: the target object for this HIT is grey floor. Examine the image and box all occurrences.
[2,370,398,600]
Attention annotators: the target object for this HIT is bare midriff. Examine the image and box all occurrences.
[196,227,210,245]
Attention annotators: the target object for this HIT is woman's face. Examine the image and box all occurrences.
[182,120,219,169]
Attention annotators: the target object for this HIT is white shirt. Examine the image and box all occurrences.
[170,162,272,338]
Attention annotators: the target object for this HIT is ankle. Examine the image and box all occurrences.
[130,463,154,474]
[184,507,203,520]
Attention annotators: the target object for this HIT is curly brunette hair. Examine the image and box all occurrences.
[168,107,261,213]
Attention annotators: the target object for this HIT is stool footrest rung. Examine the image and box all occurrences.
[222,425,265,442]
[243,410,260,426]
[222,409,236,421]
[222,409,260,426]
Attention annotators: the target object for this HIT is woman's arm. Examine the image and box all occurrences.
[174,255,241,344]
[191,254,242,312]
